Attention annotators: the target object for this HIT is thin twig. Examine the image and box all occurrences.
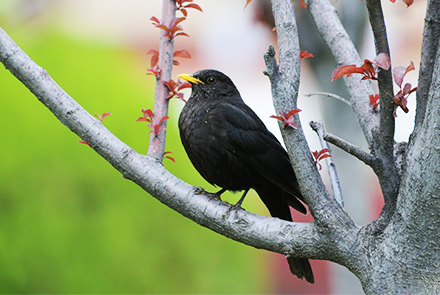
[323,133,376,167]
[310,121,344,207]
[305,92,351,106]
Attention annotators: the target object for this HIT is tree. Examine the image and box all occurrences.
[0,0,438,293]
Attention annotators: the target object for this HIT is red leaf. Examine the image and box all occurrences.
[392,92,409,116]
[177,80,191,91]
[406,61,415,73]
[150,55,159,67]
[155,24,170,33]
[101,112,112,121]
[393,66,406,88]
[185,3,203,12]
[312,149,331,170]
[146,65,161,77]
[403,0,414,6]
[270,109,301,129]
[402,83,412,96]
[174,50,191,59]
[173,32,190,38]
[300,50,314,59]
[180,8,188,17]
[285,109,302,118]
[164,151,176,163]
[165,156,176,162]
[143,108,154,118]
[270,115,285,121]
[373,52,390,70]
[94,112,112,122]
[369,94,380,110]
[78,140,92,148]
[147,49,159,56]
[360,59,375,77]
[137,108,154,123]
[163,79,177,91]
[319,154,332,161]
[159,116,169,125]
[318,148,330,157]
[393,61,415,88]
[171,17,186,29]
[331,65,365,81]
[150,16,160,24]
[147,50,159,67]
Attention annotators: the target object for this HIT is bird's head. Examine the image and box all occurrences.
[178,69,240,100]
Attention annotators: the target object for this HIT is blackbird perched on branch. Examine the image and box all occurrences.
[178,69,314,284]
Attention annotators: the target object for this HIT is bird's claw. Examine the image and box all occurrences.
[222,202,243,218]
[194,187,223,201]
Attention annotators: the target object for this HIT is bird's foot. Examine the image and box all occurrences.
[222,202,243,218]
[194,187,223,201]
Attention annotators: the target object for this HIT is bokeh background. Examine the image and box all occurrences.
[0,0,426,293]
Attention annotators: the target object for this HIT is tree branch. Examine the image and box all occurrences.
[147,0,176,160]
[358,1,401,233]
[265,0,354,230]
[0,24,355,269]
[323,132,376,168]
[309,121,344,207]
[415,0,440,129]
[306,0,378,149]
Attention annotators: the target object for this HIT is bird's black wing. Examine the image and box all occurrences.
[208,101,306,208]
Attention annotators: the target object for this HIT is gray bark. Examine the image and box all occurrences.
[1,0,440,293]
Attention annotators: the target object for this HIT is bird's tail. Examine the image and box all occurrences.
[255,185,315,284]
[287,256,314,284]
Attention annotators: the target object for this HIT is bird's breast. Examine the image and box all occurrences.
[178,102,258,190]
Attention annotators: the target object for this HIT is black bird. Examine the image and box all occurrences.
[178,69,314,284]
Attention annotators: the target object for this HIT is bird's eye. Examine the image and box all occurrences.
[206,76,216,84]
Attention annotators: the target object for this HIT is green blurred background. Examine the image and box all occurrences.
[0,3,273,293]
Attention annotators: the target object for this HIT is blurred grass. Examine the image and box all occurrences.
[0,24,270,293]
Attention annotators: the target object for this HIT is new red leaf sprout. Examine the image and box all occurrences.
[300,51,314,59]
[331,52,390,82]
[270,109,302,129]
[176,0,203,17]
[312,148,332,170]
[392,61,417,117]
[163,151,176,163]
[136,108,154,123]
[369,94,380,110]
[94,112,112,122]
[150,16,189,40]
[78,140,92,148]
[147,49,159,67]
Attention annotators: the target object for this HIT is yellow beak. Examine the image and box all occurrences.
[178,74,204,84]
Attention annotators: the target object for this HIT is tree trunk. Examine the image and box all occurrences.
[353,42,440,294]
